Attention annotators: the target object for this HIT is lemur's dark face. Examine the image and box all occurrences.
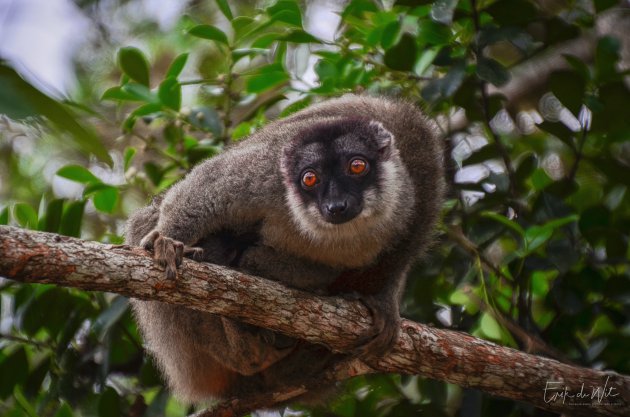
[281,118,394,230]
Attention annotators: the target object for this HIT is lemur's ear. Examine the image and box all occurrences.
[369,120,394,158]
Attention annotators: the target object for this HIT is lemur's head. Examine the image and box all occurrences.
[281,117,409,241]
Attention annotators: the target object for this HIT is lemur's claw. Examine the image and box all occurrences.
[140,230,189,279]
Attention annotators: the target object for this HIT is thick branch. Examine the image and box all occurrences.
[0,226,629,417]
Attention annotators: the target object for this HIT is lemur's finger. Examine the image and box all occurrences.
[139,229,160,250]
[174,241,184,267]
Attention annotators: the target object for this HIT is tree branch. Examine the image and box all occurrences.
[1,225,629,417]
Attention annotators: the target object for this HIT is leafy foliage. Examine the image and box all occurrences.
[0,0,629,416]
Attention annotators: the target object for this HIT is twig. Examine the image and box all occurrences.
[568,123,589,181]
[0,333,52,350]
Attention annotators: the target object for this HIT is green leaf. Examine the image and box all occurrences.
[594,0,618,12]
[415,46,439,75]
[98,387,122,417]
[24,356,51,396]
[543,214,579,230]
[188,24,229,44]
[279,30,320,43]
[60,201,85,237]
[524,225,553,253]
[479,313,503,340]
[279,96,313,117]
[563,54,590,81]
[245,64,289,93]
[54,403,74,417]
[231,16,255,31]
[606,230,627,259]
[449,289,469,305]
[13,386,37,417]
[165,53,189,79]
[477,57,510,86]
[92,297,129,341]
[146,389,171,415]
[515,153,538,189]
[0,348,29,398]
[121,82,155,102]
[418,21,451,46]
[139,359,162,387]
[123,103,162,131]
[267,0,302,27]
[477,26,533,51]
[0,207,8,225]
[485,0,537,26]
[0,63,111,164]
[187,145,222,165]
[480,212,525,236]
[531,168,553,190]
[232,16,265,41]
[449,288,479,314]
[143,162,164,186]
[92,186,119,213]
[592,81,630,133]
[118,47,150,87]
[13,203,38,229]
[232,48,269,62]
[123,147,136,171]
[103,83,153,103]
[463,144,500,166]
[381,21,401,49]
[604,185,626,211]
[57,165,100,184]
[101,86,140,101]
[42,198,65,233]
[131,102,162,117]
[595,36,620,83]
[215,0,233,20]
[158,78,181,111]
[343,0,379,17]
[231,122,253,140]
[252,32,285,48]
[421,61,466,102]
[531,271,555,297]
[55,304,92,359]
[549,70,585,115]
[538,121,575,149]
[579,205,610,234]
[384,33,417,71]
[186,107,223,136]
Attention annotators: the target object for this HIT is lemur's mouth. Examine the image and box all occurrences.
[323,214,355,225]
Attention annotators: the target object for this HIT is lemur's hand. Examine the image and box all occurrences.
[139,230,203,279]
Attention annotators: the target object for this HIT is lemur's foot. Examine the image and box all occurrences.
[354,294,400,358]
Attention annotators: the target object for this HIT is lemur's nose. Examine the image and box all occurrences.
[325,200,348,215]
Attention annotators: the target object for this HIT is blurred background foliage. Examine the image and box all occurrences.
[1,0,629,416]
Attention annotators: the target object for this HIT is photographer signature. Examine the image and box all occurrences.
[543,376,621,406]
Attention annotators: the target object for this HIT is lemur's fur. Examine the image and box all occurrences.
[126,95,445,402]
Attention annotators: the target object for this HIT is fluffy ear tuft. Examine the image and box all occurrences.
[368,120,394,158]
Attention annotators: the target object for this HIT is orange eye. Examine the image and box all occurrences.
[349,158,368,175]
[302,170,318,188]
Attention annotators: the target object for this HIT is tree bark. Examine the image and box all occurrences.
[0,225,629,417]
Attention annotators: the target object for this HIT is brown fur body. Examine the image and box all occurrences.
[126,95,445,403]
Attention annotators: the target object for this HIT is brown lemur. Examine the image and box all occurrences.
[126,95,445,403]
